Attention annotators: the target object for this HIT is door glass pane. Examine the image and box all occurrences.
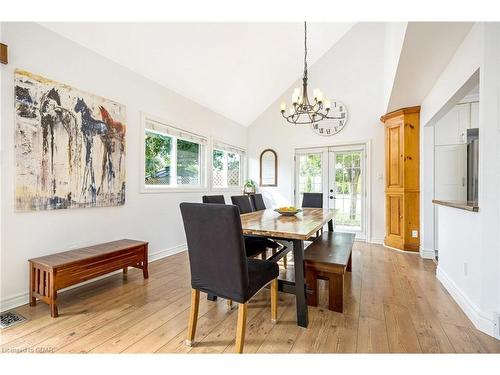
[334,151,362,231]
[298,153,322,205]
[177,139,200,185]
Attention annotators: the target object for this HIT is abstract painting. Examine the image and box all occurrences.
[15,70,126,211]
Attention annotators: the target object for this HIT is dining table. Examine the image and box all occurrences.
[240,207,335,328]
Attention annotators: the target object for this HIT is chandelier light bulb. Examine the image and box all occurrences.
[280,102,286,113]
[292,87,301,104]
[324,99,331,110]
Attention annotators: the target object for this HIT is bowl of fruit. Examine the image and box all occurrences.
[274,206,302,216]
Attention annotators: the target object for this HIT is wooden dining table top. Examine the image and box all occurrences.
[240,208,335,241]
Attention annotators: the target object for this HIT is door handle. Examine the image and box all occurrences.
[329,196,333,199]
[329,189,333,193]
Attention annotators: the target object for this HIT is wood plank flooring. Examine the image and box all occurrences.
[1,242,499,353]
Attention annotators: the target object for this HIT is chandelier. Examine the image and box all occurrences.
[280,22,340,125]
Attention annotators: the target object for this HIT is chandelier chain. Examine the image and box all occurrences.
[303,21,308,79]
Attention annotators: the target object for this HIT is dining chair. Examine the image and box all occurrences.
[202,195,226,204]
[302,193,324,239]
[301,192,323,208]
[250,193,266,211]
[200,195,269,292]
[180,202,279,353]
[249,193,288,268]
[231,195,254,214]
[231,195,281,258]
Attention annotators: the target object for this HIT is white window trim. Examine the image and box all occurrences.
[140,113,208,193]
[210,139,247,192]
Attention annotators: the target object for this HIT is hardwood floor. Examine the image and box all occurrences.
[1,243,499,353]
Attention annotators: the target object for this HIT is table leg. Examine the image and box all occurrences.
[328,219,334,232]
[292,239,308,328]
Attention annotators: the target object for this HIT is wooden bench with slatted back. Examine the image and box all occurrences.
[304,232,355,313]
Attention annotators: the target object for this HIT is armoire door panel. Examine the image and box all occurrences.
[387,194,403,238]
[386,121,403,189]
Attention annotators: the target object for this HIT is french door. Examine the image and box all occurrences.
[295,144,367,239]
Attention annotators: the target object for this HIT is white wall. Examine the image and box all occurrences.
[420,25,481,260]
[383,22,407,113]
[247,23,386,243]
[423,22,500,338]
[0,23,248,310]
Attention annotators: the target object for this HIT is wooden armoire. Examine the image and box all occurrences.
[380,106,420,252]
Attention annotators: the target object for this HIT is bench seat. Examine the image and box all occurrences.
[304,232,355,313]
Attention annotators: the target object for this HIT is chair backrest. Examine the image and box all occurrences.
[251,194,266,211]
[179,203,249,301]
[231,195,254,214]
[202,195,226,204]
[302,192,323,208]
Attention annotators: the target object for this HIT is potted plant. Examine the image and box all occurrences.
[243,179,256,194]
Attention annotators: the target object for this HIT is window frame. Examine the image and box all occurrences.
[141,113,208,193]
[210,140,246,192]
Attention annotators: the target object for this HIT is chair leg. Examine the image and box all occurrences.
[271,278,278,323]
[283,254,287,269]
[186,289,200,347]
[235,303,248,354]
[227,299,233,310]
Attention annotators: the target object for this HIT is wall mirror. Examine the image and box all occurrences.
[260,149,277,186]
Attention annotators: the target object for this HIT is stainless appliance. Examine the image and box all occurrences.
[467,128,479,202]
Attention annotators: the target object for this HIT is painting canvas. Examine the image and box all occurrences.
[15,70,126,211]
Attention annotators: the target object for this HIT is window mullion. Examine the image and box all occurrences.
[172,137,178,187]
[223,151,228,188]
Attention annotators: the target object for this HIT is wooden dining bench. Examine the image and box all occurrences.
[28,239,149,317]
[304,232,355,313]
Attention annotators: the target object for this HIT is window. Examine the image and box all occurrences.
[143,116,207,191]
[212,141,245,189]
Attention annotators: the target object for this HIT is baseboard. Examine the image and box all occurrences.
[149,243,186,262]
[436,266,497,339]
[419,247,436,259]
[0,243,187,313]
[370,237,384,245]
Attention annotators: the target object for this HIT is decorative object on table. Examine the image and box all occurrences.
[259,149,277,186]
[0,43,8,65]
[279,22,348,135]
[274,206,302,216]
[243,179,256,194]
[14,70,126,211]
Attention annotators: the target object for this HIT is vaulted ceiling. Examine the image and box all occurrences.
[40,22,354,126]
[386,22,474,112]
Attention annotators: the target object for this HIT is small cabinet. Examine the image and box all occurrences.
[434,102,478,146]
[380,107,420,252]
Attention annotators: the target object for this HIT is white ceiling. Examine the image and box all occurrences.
[40,22,354,126]
[387,22,474,112]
